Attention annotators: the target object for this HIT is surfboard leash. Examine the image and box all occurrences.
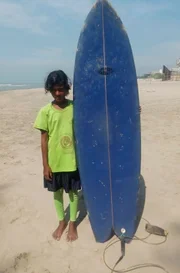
[103,218,170,273]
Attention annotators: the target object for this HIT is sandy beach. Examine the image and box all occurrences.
[0,80,180,273]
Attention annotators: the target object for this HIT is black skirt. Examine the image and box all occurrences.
[44,169,81,193]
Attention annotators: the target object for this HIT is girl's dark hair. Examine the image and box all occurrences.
[45,70,71,93]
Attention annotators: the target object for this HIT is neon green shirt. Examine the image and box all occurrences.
[34,101,77,172]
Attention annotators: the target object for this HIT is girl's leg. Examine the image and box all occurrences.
[54,188,65,220]
[53,189,67,241]
[69,190,78,221]
[67,191,79,241]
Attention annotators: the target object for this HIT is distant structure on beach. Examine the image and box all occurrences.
[176,58,180,67]
[162,66,171,81]
[162,58,180,81]
[139,58,180,81]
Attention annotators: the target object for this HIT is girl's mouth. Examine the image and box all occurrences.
[55,97,63,101]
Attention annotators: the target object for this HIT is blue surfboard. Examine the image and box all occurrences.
[73,0,142,243]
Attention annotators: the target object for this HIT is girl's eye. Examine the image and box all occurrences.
[54,88,65,92]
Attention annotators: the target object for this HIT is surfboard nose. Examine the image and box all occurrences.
[94,0,117,12]
[86,0,123,30]
[94,0,115,10]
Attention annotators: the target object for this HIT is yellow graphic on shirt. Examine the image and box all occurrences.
[60,135,73,149]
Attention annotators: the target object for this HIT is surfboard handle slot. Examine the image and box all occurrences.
[98,67,113,75]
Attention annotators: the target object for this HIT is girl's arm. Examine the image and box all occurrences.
[41,130,52,181]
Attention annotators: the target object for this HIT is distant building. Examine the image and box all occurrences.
[176,58,180,67]
[162,65,171,81]
[162,59,180,81]
[151,69,163,75]
[170,67,180,81]
[139,59,180,80]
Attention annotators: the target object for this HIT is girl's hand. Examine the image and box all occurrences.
[44,165,52,181]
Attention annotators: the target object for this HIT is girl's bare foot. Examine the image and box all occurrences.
[67,221,78,242]
[52,220,67,241]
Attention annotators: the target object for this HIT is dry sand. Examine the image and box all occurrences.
[0,80,180,273]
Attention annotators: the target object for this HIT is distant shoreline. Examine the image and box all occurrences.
[0,87,44,94]
[0,84,43,92]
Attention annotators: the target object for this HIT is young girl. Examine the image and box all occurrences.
[34,70,81,242]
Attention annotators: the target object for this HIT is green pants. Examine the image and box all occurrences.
[54,189,78,222]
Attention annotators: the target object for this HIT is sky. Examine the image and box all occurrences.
[0,0,179,83]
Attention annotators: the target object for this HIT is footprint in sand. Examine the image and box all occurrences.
[13,252,30,272]
[3,252,54,273]
[4,252,31,273]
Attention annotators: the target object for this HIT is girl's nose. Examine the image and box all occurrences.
[55,90,62,96]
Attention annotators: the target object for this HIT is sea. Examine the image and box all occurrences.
[0,83,43,92]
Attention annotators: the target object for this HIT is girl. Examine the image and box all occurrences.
[34,70,81,242]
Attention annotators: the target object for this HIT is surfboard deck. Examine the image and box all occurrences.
[73,0,142,243]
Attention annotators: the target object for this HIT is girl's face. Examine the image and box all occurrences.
[51,84,68,103]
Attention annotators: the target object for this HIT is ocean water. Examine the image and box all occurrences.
[0,83,43,92]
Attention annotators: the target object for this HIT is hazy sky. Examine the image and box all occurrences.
[0,0,179,83]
